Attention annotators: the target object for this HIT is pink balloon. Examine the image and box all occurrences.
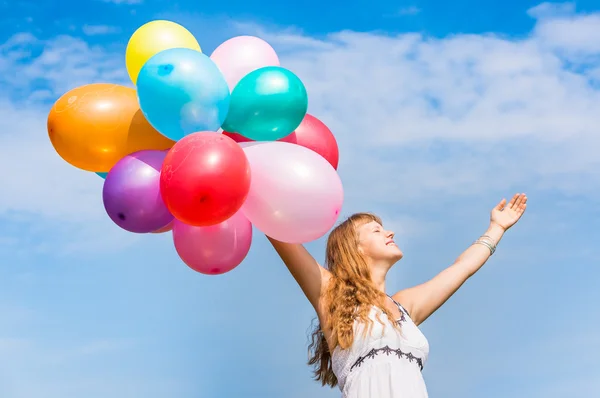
[240,141,344,243]
[172,210,252,275]
[210,36,280,91]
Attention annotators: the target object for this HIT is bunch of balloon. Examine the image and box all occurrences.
[46,20,344,276]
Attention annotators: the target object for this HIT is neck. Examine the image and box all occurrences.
[370,264,388,293]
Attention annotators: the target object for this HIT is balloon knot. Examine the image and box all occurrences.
[158,64,174,76]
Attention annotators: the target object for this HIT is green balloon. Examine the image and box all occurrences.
[222,66,308,141]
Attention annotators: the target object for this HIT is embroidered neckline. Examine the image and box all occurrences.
[350,345,424,372]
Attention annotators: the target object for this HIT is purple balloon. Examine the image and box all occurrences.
[173,210,252,275]
[102,150,173,233]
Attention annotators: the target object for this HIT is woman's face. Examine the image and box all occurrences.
[356,220,403,266]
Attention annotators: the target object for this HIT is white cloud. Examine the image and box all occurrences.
[533,12,600,55]
[82,25,122,36]
[527,2,576,19]
[2,4,600,254]
[382,5,421,18]
[0,33,129,96]
[397,6,421,16]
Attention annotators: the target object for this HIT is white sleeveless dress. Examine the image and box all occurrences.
[331,296,430,397]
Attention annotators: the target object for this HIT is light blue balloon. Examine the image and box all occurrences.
[96,172,108,179]
[136,48,230,141]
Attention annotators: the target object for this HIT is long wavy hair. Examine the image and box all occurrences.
[307,212,400,387]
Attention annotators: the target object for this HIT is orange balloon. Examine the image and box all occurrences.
[47,83,175,172]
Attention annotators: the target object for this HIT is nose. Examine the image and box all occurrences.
[386,230,394,239]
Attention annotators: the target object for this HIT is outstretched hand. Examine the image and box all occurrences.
[490,193,527,231]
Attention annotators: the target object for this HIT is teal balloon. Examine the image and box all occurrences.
[222,66,308,141]
[96,172,108,179]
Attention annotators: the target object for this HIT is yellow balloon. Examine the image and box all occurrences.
[126,20,201,85]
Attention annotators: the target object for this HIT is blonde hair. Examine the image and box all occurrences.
[307,213,399,387]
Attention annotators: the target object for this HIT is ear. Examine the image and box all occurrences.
[357,243,365,256]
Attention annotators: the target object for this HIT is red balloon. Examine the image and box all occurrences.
[287,114,339,169]
[222,114,339,169]
[160,132,251,226]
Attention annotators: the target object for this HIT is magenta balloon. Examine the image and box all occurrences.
[102,150,173,233]
[172,210,252,275]
[152,220,174,234]
[240,141,344,243]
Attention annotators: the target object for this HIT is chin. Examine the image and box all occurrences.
[388,247,404,262]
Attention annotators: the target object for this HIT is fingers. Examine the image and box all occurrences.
[510,193,527,214]
[508,193,526,208]
[507,193,519,208]
[496,198,507,210]
[518,194,528,212]
[495,193,528,216]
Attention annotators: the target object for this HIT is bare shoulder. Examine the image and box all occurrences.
[391,288,419,318]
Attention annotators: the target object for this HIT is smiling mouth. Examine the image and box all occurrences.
[386,241,396,246]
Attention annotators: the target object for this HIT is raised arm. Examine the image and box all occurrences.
[267,237,331,311]
[393,193,527,326]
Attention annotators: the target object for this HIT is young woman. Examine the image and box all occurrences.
[268,193,527,397]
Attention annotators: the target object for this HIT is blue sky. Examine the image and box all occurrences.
[1,1,600,397]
